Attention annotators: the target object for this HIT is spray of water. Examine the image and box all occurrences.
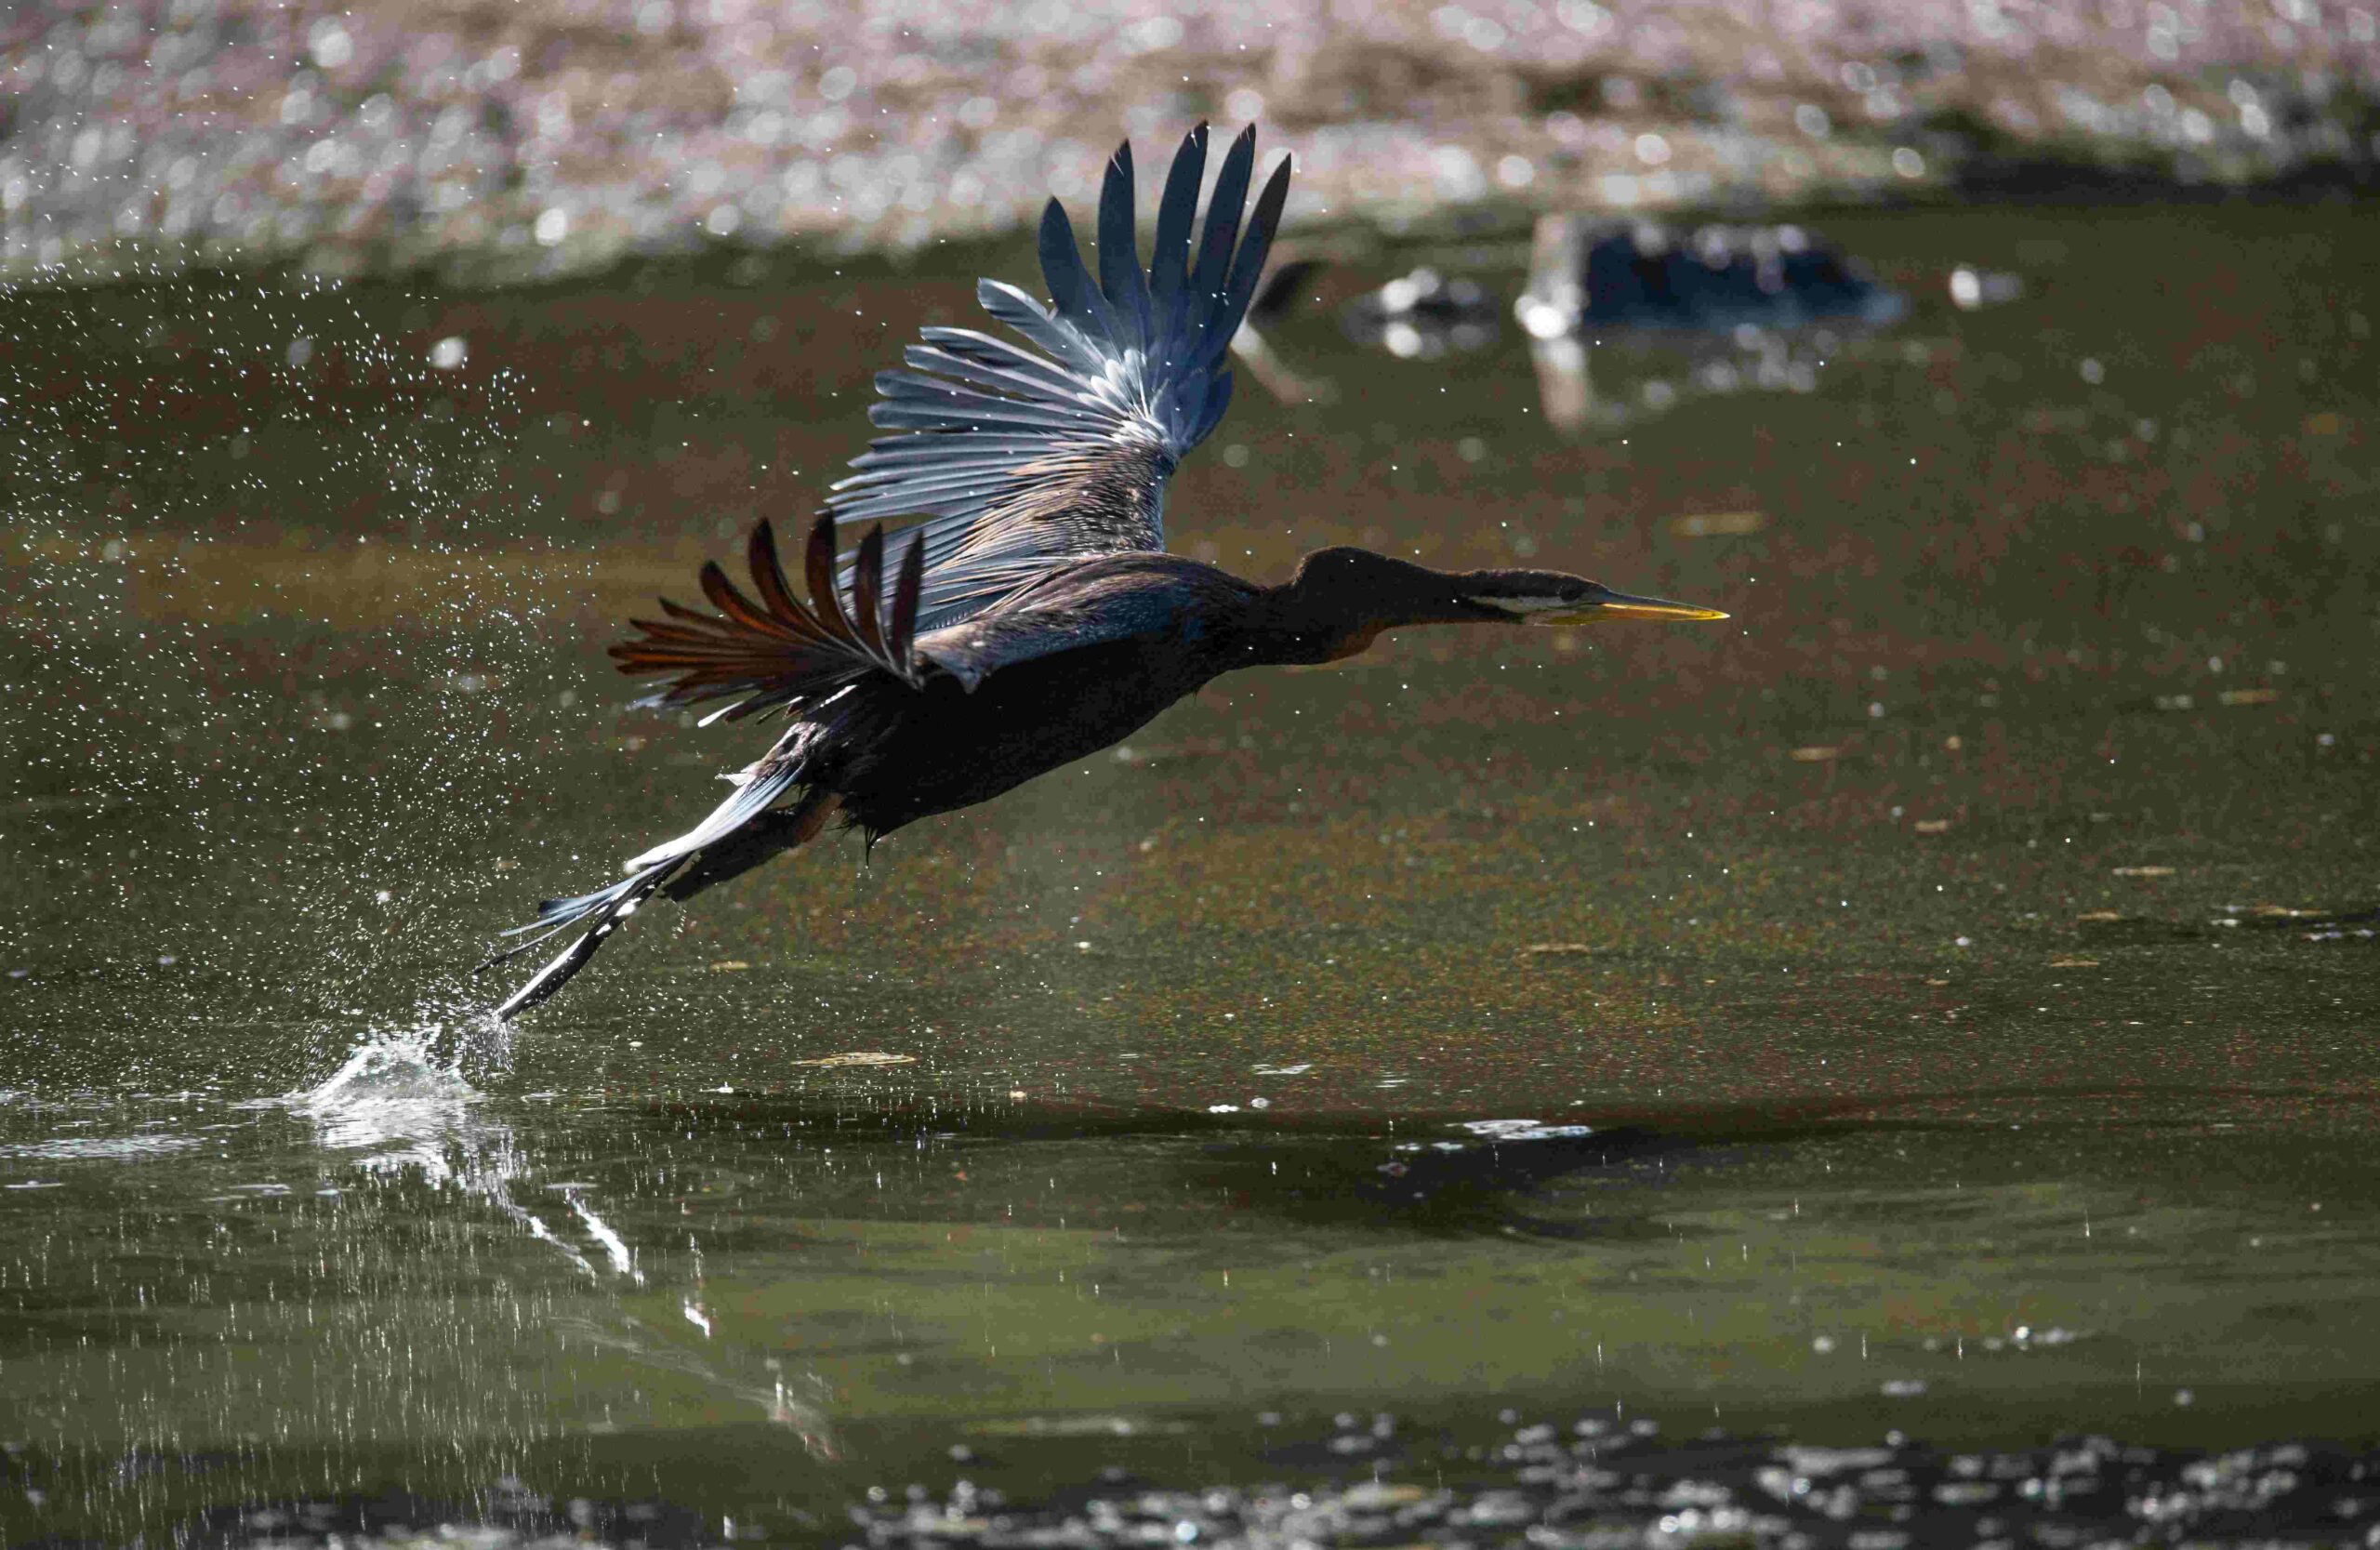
[1,265,601,1093]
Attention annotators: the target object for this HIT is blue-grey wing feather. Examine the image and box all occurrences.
[1096,143,1152,353]
[1147,124,1208,313]
[826,124,1290,633]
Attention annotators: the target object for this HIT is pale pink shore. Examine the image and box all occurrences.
[3,0,2374,282]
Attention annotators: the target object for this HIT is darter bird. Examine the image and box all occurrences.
[483,124,1727,1018]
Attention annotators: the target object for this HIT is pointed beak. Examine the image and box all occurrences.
[1529,588,1730,625]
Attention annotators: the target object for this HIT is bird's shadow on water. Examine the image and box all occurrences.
[1172,1124,1701,1242]
[653,1074,2380,1247]
[656,1091,1726,1243]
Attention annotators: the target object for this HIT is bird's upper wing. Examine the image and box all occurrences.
[826,123,1292,633]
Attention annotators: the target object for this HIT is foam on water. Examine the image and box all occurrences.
[0,1133,204,1160]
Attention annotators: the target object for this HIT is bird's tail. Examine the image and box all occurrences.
[477,766,840,1021]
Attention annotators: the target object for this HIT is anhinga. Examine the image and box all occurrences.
[483,124,1726,1018]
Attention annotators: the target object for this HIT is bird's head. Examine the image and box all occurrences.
[1278,547,1726,659]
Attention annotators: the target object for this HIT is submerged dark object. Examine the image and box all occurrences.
[1518,217,1906,339]
[1342,267,1500,356]
[481,125,1728,1019]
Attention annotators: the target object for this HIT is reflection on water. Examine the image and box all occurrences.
[3,197,2379,1542]
[1527,326,1851,433]
[1321,217,1907,431]
[1343,267,1503,359]
[856,1422,2380,1550]
[282,1022,839,1458]
[1519,218,1903,434]
[10,1072,2380,1540]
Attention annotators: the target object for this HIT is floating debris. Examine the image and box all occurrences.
[1949,264,2025,309]
[1522,942,1603,957]
[1458,1119,1594,1142]
[2112,866,2177,877]
[1668,510,1769,538]
[1789,746,1842,762]
[791,1052,916,1068]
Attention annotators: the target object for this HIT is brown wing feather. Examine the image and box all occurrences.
[611,515,928,719]
[746,518,806,624]
[801,512,851,639]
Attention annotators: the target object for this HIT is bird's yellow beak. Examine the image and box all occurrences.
[1526,587,1729,625]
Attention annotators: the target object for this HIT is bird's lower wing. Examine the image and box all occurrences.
[610,513,926,722]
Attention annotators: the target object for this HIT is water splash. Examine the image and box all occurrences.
[287,1020,486,1159]
[283,1018,633,1282]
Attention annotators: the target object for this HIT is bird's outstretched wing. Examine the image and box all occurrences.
[826,123,1292,632]
[610,513,926,721]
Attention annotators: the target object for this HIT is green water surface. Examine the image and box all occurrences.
[2,200,2376,1543]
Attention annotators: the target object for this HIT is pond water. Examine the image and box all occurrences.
[3,198,2376,1544]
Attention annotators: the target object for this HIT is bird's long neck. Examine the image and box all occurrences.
[1243,556,1486,666]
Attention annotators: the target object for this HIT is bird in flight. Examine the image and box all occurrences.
[483,123,1726,1019]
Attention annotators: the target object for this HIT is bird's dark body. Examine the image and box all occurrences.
[830,639,1202,835]
[827,560,1261,836]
